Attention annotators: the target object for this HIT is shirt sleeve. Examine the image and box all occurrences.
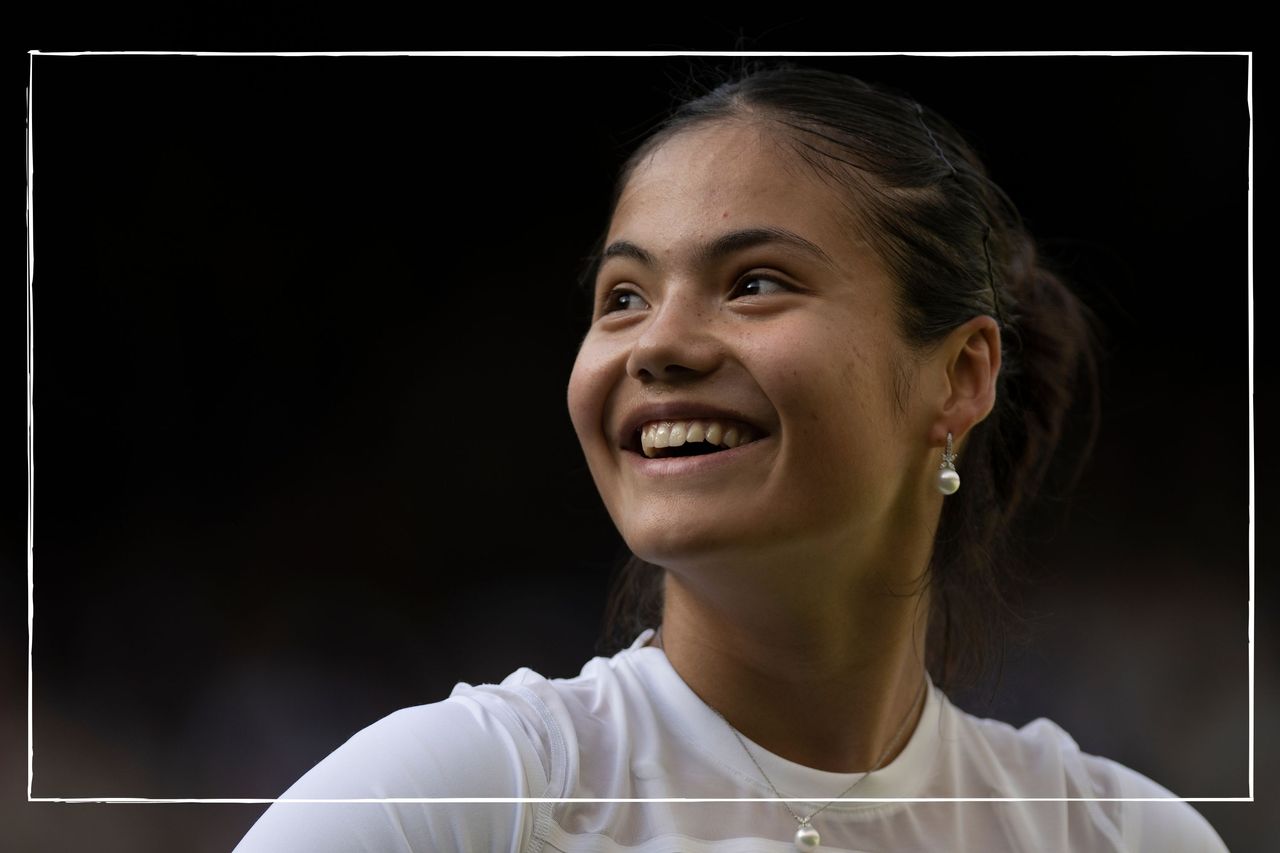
[1093,757,1230,853]
[232,695,543,853]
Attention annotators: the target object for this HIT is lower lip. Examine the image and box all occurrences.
[623,436,771,477]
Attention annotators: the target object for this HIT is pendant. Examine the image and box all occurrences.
[936,432,960,495]
[936,465,960,494]
[794,820,820,851]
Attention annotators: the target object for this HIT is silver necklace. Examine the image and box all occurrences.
[650,626,927,852]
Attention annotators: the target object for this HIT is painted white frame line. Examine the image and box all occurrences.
[25,48,1254,805]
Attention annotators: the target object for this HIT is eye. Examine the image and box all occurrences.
[731,274,792,298]
[598,286,649,316]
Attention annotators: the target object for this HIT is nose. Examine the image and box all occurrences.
[625,287,722,383]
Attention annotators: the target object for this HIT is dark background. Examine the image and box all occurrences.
[10,52,1264,849]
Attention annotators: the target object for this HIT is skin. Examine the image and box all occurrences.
[567,119,1000,773]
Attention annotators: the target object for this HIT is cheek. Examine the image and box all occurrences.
[565,366,595,445]
[763,334,899,510]
[761,330,872,442]
[566,339,613,447]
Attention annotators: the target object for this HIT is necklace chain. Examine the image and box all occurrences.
[652,626,927,830]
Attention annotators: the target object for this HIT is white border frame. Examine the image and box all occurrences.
[25,49,1254,805]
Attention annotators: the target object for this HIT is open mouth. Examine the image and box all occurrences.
[626,419,766,459]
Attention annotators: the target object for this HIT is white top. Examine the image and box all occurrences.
[234,628,1228,852]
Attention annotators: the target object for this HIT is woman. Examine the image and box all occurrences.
[235,61,1229,852]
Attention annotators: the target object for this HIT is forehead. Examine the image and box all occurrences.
[607,121,868,273]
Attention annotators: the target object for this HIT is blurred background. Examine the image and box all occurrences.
[9,51,1264,849]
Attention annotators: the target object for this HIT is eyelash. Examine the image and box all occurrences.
[598,274,793,316]
[732,275,793,299]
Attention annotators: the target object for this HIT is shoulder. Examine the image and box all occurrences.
[234,684,561,853]
[946,703,1228,851]
[1081,752,1230,853]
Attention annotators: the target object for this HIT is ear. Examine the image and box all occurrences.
[928,315,1001,450]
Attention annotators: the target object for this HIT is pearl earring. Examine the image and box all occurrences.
[936,431,960,495]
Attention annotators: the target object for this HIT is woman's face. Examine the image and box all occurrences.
[567,121,928,573]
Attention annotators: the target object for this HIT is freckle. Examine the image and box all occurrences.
[722,211,729,218]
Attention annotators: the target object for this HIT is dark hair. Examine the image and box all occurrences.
[581,60,1104,694]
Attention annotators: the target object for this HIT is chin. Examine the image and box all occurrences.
[624,521,755,571]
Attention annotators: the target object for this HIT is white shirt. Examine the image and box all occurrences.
[234,628,1228,852]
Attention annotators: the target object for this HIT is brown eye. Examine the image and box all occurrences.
[732,275,791,298]
[600,287,649,315]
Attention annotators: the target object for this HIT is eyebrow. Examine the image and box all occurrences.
[600,226,837,272]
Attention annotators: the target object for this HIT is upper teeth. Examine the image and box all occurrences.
[638,419,759,458]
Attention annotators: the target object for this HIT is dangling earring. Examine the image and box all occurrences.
[936,431,960,495]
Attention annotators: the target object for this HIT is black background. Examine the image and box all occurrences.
[11,51,1263,850]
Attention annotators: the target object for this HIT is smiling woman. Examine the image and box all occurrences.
[233,60,1232,853]
[577,72,1031,698]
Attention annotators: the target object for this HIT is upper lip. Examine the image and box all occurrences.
[617,402,771,451]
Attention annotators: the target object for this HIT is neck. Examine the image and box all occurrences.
[649,566,930,774]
